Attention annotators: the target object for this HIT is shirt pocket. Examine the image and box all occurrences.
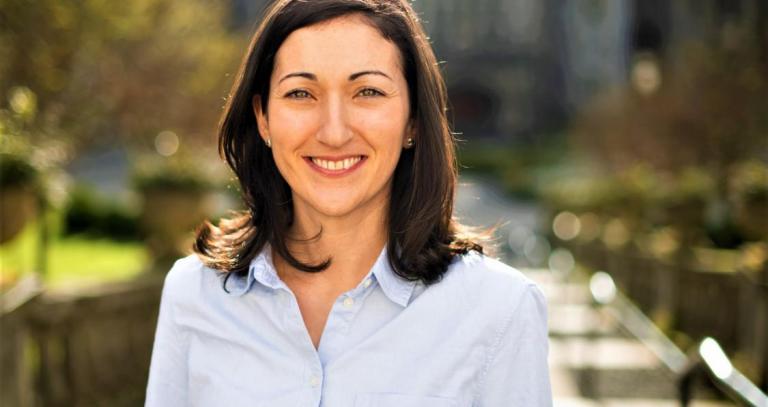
[354,392,458,407]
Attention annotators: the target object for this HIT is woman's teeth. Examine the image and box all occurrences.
[311,156,362,171]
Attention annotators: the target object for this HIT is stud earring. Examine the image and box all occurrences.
[405,137,414,148]
[265,138,272,148]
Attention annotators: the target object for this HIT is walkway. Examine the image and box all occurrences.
[455,174,733,406]
[527,268,732,406]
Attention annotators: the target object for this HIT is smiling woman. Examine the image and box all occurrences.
[253,15,413,227]
[144,1,552,406]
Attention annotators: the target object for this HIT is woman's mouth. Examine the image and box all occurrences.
[304,155,367,176]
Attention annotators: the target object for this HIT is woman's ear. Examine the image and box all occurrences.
[252,95,269,140]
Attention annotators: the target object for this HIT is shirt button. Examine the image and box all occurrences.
[309,375,320,387]
[343,297,354,307]
[363,278,372,288]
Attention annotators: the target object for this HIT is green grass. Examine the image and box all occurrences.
[44,236,147,286]
[0,217,147,289]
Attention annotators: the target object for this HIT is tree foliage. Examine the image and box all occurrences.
[0,0,244,152]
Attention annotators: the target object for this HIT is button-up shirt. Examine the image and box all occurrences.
[145,245,552,406]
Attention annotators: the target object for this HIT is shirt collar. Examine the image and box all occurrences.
[225,243,417,307]
[369,244,418,307]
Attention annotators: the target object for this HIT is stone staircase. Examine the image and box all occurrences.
[453,175,742,406]
[524,269,735,406]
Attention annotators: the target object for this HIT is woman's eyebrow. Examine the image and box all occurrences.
[278,70,392,84]
[348,70,392,81]
[278,72,317,84]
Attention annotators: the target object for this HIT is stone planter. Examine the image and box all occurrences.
[0,186,37,244]
[139,188,213,269]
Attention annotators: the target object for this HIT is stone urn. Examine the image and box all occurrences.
[139,187,213,269]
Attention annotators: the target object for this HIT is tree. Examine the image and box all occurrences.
[0,0,244,152]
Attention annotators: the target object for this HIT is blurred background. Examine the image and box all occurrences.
[1,0,766,406]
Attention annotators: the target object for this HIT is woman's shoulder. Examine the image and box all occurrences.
[160,254,211,302]
[437,250,547,316]
[449,250,539,293]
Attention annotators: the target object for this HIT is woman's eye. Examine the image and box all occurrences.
[358,88,384,97]
[286,90,311,99]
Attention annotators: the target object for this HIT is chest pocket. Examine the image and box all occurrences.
[354,393,458,407]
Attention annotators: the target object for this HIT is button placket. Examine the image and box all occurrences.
[309,374,321,387]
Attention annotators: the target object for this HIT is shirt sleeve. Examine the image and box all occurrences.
[145,266,189,406]
[474,283,553,407]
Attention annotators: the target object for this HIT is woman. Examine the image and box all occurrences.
[145,0,552,406]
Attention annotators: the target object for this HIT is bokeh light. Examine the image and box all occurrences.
[631,54,662,96]
[601,218,631,249]
[523,234,551,266]
[507,225,533,255]
[552,211,581,241]
[548,248,575,274]
[154,131,180,157]
[589,271,616,305]
[577,212,602,242]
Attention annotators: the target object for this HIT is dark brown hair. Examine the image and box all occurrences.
[194,0,485,287]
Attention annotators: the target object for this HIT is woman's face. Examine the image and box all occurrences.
[254,14,413,224]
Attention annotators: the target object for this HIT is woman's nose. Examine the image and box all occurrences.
[315,95,353,147]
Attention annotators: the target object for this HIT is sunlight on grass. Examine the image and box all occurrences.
[45,237,147,287]
[0,219,147,289]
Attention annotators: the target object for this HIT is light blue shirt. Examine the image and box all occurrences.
[145,245,552,406]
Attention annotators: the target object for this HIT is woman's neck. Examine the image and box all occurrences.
[274,195,389,293]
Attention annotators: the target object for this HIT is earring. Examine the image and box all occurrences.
[405,137,414,148]
[265,138,272,148]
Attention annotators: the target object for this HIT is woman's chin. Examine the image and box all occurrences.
[295,193,382,221]
[304,202,360,219]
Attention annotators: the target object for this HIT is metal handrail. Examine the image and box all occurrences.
[586,271,768,407]
[588,271,688,373]
[679,338,768,407]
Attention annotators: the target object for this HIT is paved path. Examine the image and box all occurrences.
[455,174,734,406]
[527,269,733,406]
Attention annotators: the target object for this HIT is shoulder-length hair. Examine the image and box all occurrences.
[194,0,484,286]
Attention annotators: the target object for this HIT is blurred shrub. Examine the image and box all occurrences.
[729,161,768,241]
[730,161,768,205]
[572,42,767,175]
[0,150,38,189]
[63,186,139,240]
[653,168,716,207]
[539,173,620,213]
[457,144,513,174]
[132,153,216,193]
[563,37,767,248]
[457,138,567,200]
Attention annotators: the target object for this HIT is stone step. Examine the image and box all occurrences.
[550,337,732,403]
[547,304,625,338]
[553,397,735,406]
[538,283,594,305]
[550,337,662,370]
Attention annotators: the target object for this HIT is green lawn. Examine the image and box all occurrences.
[0,219,147,289]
